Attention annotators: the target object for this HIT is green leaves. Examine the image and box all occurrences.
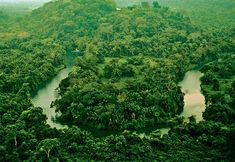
[37,138,60,158]
[20,107,47,127]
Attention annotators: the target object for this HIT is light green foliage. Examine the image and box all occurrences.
[115,0,235,30]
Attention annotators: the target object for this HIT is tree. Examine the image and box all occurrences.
[153,2,161,9]
[37,138,60,159]
[20,107,47,128]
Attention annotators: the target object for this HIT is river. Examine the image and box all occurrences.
[31,68,70,129]
[32,69,206,132]
[178,70,205,122]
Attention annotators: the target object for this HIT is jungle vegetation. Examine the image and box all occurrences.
[0,0,234,161]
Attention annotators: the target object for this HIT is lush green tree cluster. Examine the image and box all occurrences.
[54,56,184,130]
[0,0,234,161]
[116,0,235,30]
[200,54,235,161]
[0,38,65,93]
[24,0,117,51]
[201,55,235,125]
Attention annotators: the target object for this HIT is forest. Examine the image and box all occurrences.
[0,0,234,161]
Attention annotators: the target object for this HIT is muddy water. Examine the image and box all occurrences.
[178,70,205,122]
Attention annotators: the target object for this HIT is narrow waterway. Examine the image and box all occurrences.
[179,70,205,122]
[32,68,70,129]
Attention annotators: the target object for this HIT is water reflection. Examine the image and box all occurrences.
[178,71,205,122]
[32,68,70,129]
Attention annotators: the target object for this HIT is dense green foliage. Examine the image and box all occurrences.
[0,38,65,93]
[200,54,235,161]
[201,54,235,124]
[116,0,235,29]
[0,0,234,161]
[55,56,184,130]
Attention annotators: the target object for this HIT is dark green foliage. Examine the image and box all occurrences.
[0,0,234,161]
[201,55,235,125]
[0,38,65,93]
